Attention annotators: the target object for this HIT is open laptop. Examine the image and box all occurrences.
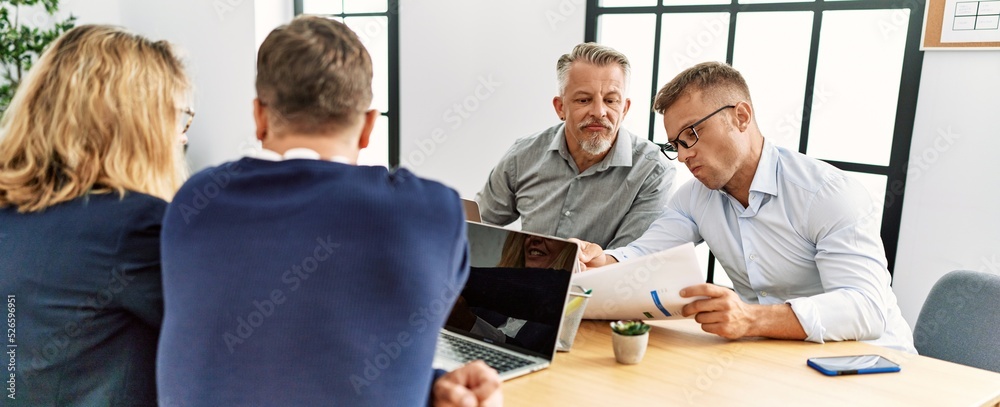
[433,221,577,380]
[461,199,481,222]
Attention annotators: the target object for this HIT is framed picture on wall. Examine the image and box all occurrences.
[922,0,1000,49]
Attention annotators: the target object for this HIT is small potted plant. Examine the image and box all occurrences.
[610,319,651,364]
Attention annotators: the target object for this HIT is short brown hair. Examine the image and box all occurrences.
[255,16,372,134]
[653,62,751,114]
[556,43,630,95]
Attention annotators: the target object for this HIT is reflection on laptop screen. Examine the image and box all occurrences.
[461,199,481,222]
[444,223,576,359]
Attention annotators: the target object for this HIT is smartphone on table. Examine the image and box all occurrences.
[807,355,900,376]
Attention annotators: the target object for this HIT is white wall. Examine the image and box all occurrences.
[59,0,122,24]
[121,1,259,171]
[56,0,293,171]
[892,51,1000,326]
[398,0,586,199]
[255,0,291,51]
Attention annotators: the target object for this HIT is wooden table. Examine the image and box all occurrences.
[504,319,1000,406]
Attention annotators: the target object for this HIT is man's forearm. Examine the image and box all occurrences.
[747,303,807,340]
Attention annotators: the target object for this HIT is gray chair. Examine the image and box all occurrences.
[913,270,1000,373]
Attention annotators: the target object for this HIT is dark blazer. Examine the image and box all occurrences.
[157,158,468,407]
[0,192,166,406]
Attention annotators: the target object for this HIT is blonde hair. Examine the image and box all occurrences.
[498,233,577,271]
[0,25,190,213]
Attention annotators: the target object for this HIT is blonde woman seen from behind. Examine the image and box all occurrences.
[0,25,190,406]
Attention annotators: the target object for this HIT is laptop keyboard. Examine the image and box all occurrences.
[437,334,535,373]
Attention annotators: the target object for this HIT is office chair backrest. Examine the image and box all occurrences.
[913,270,1000,373]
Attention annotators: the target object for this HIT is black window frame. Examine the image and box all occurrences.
[586,0,926,280]
[293,0,401,167]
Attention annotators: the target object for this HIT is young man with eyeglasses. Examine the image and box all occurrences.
[475,43,676,249]
[574,62,915,353]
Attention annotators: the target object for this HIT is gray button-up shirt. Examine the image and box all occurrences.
[475,123,676,248]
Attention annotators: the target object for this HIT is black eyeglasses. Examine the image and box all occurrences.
[657,105,735,160]
[180,108,196,135]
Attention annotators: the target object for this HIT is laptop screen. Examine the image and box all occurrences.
[461,199,482,222]
[444,222,576,359]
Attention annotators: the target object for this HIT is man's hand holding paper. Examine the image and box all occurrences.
[570,242,706,321]
[567,238,617,271]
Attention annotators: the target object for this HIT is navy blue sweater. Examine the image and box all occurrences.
[0,192,166,406]
[157,158,468,406]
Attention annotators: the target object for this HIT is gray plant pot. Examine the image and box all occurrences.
[611,331,649,364]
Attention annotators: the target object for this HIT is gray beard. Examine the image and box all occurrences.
[579,134,613,156]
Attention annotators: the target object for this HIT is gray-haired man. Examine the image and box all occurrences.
[476,43,675,248]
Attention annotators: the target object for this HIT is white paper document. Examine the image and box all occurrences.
[572,242,705,321]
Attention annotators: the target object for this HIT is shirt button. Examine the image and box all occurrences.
[749,254,757,261]
[564,211,571,216]
[760,291,768,297]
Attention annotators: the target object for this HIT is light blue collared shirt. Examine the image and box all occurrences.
[607,140,915,353]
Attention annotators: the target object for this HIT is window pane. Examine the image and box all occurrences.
[665,0,729,6]
[653,12,730,145]
[597,14,657,140]
[807,9,908,166]
[344,0,387,13]
[302,0,342,15]
[358,115,389,167]
[344,17,389,112]
[600,0,658,6]
[845,171,888,232]
[741,0,814,4]
[732,11,813,151]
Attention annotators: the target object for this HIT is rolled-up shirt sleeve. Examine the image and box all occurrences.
[786,176,892,343]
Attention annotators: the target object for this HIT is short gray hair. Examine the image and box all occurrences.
[556,43,630,95]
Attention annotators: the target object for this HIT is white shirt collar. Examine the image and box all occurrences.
[251,147,351,164]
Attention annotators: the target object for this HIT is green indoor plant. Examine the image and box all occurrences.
[610,320,651,364]
[610,319,651,336]
[0,0,75,114]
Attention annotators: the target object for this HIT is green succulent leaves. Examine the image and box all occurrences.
[610,319,651,336]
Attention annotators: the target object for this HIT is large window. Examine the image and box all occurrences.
[294,0,400,167]
[586,0,924,283]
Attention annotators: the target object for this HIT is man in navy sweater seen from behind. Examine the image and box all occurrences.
[157,16,501,407]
